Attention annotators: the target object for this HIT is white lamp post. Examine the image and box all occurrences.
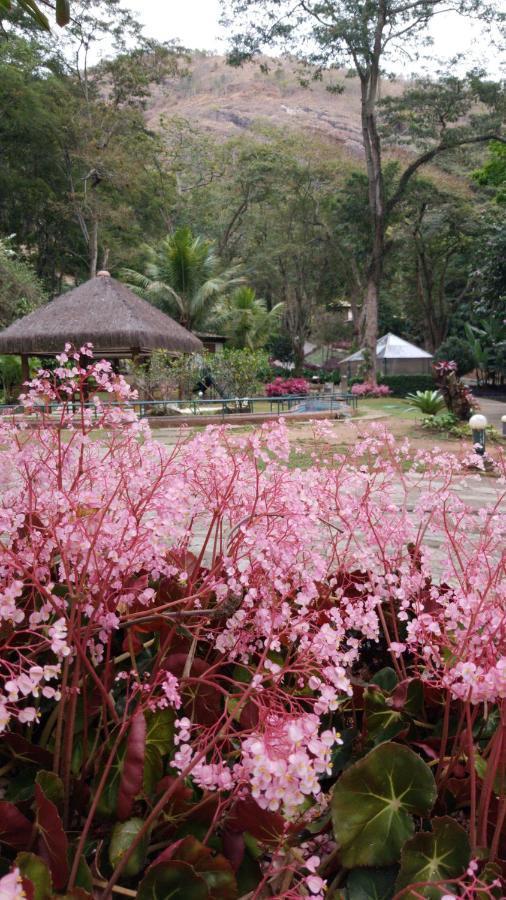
[469,413,488,455]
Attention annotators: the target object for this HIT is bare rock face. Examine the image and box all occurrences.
[144,53,405,156]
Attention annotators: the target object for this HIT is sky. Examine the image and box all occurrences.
[126,0,503,78]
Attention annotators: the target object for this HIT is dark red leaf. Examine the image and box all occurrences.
[0,801,34,850]
[222,830,245,872]
[156,776,193,814]
[163,655,222,726]
[21,877,35,900]
[117,712,146,821]
[2,734,53,768]
[227,796,285,846]
[35,783,69,890]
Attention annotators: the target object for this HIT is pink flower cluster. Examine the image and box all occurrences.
[1,346,505,860]
[265,377,310,396]
[351,380,392,397]
[240,714,340,817]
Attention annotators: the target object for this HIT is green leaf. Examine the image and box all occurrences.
[395,817,470,899]
[145,708,175,756]
[137,861,210,899]
[143,837,238,899]
[331,742,437,867]
[371,668,398,692]
[35,771,64,812]
[143,744,163,796]
[344,866,398,900]
[108,818,149,878]
[15,853,52,900]
[364,688,405,744]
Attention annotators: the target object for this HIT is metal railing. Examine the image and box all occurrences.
[0,391,357,420]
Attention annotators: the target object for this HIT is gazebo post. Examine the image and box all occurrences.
[20,355,30,385]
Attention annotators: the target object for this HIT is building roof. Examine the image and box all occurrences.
[340,333,433,364]
[0,272,203,357]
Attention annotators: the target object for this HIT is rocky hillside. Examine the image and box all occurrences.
[144,52,406,158]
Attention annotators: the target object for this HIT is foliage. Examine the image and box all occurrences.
[433,360,476,420]
[474,142,506,203]
[406,390,446,415]
[264,376,310,396]
[121,227,243,330]
[434,337,476,377]
[351,381,392,398]
[0,236,47,328]
[464,317,506,387]
[422,412,503,444]
[218,285,283,350]
[1,346,505,898]
[380,374,436,397]
[210,348,270,397]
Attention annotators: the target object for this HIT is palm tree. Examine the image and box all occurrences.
[121,227,243,331]
[218,286,284,350]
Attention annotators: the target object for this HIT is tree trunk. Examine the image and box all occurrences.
[359,8,386,381]
[89,215,98,278]
[360,80,385,379]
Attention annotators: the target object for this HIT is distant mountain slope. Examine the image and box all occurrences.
[144,53,406,158]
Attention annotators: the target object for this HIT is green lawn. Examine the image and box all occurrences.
[358,397,421,419]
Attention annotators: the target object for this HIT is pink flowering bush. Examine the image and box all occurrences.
[0,346,505,899]
[351,380,392,397]
[265,376,310,396]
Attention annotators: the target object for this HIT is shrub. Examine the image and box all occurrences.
[0,345,505,898]
[351,381,392,397]
[265,376,310,396]
[406,389,446,415]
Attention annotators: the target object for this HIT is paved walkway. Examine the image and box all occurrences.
[476,397,506,430]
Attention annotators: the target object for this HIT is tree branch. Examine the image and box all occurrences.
[387,133,505,215]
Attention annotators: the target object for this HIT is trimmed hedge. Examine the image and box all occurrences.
[349,374,435,397]
[380,374,435,397]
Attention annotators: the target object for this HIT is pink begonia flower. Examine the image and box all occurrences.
[0,868,26,900]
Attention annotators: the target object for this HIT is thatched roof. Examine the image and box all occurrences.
[0,272,203,357]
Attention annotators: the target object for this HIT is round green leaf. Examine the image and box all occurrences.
[331,742,437,867]
[109,817,148,877]
[364,688,405,744]
[15,853,52,900]
[395,816,470,899]
[137,861,210,899]
[344,866,398,900]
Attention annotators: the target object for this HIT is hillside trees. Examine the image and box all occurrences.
[222,0,505,376]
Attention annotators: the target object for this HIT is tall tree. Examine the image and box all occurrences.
[222,0,505,376]
[121,227,243,331]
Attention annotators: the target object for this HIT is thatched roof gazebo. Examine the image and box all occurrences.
[0,271,203,379]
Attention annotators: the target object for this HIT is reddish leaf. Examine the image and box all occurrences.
[156,776,193,814]
[0,801,34,850]
[164,655,222,726]
[117,711,146,821]
[21,878,35,900]
[222,830,245,873]
[2,734,53,768]
[35,783,69,890]
[227,796,285,846]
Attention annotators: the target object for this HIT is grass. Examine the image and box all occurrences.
[358,397,420,419]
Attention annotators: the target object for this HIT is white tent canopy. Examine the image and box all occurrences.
[341,333,433,375]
